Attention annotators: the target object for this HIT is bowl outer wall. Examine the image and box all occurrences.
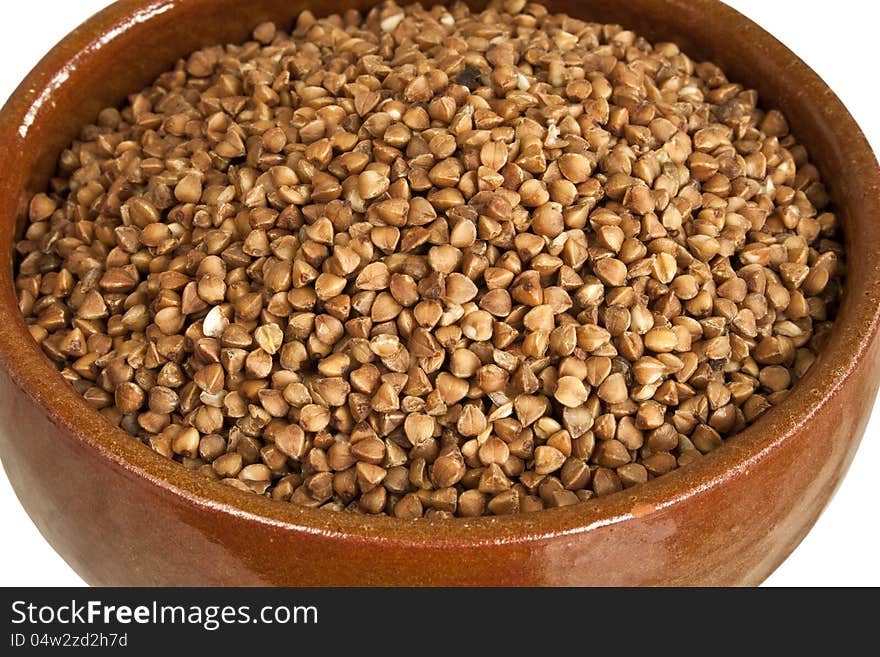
[0,0,878,586]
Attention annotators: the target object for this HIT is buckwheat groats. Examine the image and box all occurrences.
[13,1,844,517]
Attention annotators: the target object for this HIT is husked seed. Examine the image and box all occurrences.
[433,449,466,487]
[597,373,628,404]
[174,174,202,203]
[359,486,387,514]
[436,373,469,405]
[358,170,390,200]
[759,366,791,392]
[618,463,648,488]
[534,445,566,475]
[458,489,486,517]
[29,193,56,221]
[560,457,591,490]
[357,262,390,290]
[115,382,145,414]
[240,464,272,494]
[351,436,386,464]
[481,141,508,171]
[548,490,580,508]
[327,441,355,470]
[394,493,423,519]
[478,437,510,466]
[172,427,200,458]
[301,405,330,432]
[523,305,555,332]
[458,404,488,437]
[370,334,400,358]
[592,468,623,497]
[15,0,843,518]
[461,310,494,341]
[450,349,481,378]
[488,489,520,515]
[643,452,677,476]
[644,327,678,353]
[519,180,549,207]
[274,425,307,461]
[554,376,588,408]
[213,452,243,478]
[445,273,478,304]
[558,153,592,183]
[692,424,723,453]
[595,440,631,468]
[404,413,434,445]
[594,258,628,287]
[356,462,387,492]
[479,463,512,494]
[254,324,283,355]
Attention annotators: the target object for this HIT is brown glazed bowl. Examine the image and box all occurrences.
[0,0,878,587]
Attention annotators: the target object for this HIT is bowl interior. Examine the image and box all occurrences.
[1,0,878,542]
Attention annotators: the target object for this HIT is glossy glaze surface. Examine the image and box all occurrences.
[0,0,878,585]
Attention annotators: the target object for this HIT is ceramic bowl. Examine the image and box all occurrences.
[1,0,878,586]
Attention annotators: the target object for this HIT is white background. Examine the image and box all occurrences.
[0,0,877,587]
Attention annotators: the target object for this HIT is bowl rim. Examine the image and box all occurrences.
[1,0,879,548]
